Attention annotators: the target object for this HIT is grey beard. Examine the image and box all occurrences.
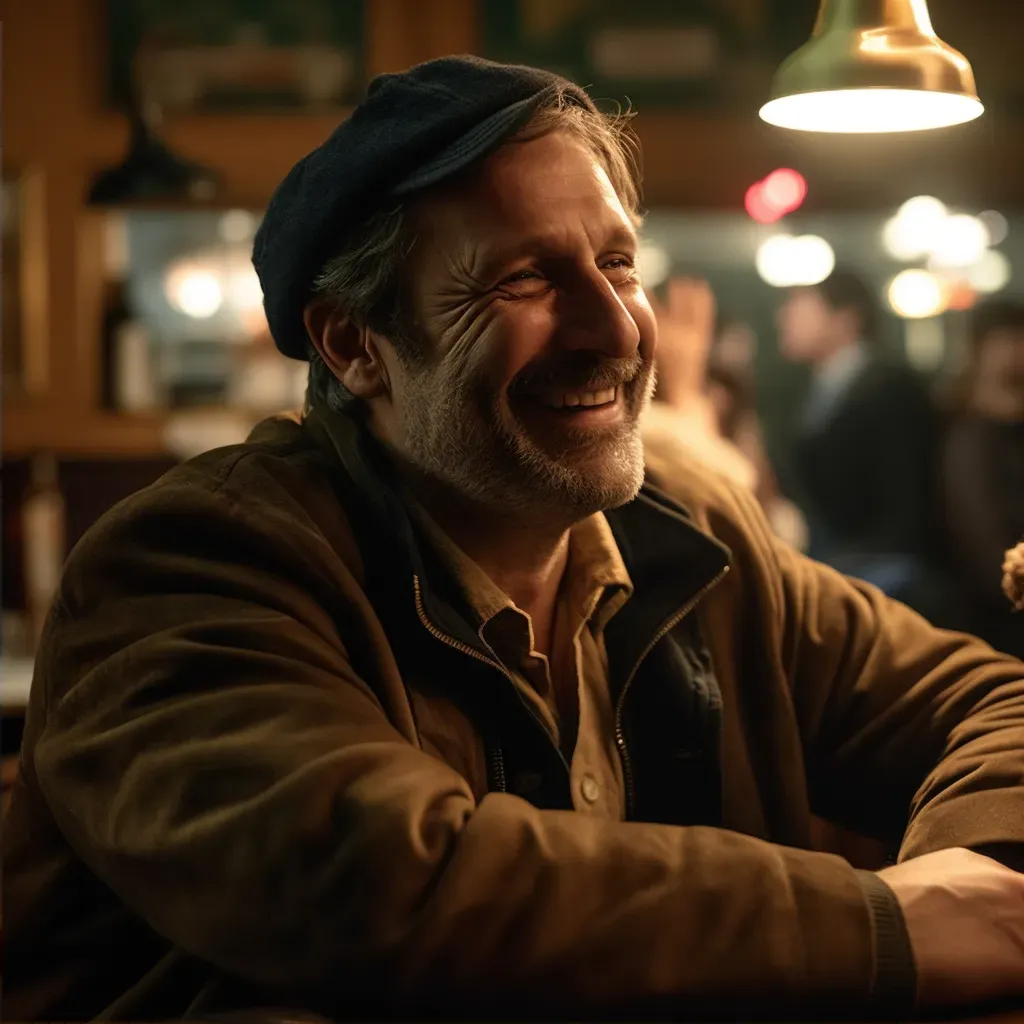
[399,370,650,521]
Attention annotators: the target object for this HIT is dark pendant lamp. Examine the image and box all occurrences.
[89,92,220,205]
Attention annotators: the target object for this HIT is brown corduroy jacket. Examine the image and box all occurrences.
[4,410,1024,1022]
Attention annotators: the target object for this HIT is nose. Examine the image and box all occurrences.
[556,268,642,360]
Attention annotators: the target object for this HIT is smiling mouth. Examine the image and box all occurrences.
[532,385,620,410]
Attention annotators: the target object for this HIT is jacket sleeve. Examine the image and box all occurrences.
[770,524,1024,860]
[32,462,894,1020]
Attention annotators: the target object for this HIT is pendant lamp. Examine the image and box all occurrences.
[759,0,983,133]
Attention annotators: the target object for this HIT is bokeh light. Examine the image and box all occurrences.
[745,182,783,224]
[979,210,1009,246]
[882,196,948,261]
[165,265,223,318]
[968,250,1012,294]
[761,169,807,214]
[888,269,947,319]
[636,241,671,288]
[756,234,835,288]
[930,214,989,268]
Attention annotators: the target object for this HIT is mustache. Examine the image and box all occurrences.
[510,352,646,396]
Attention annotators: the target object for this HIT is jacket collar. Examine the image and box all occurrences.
[303,409,731,665]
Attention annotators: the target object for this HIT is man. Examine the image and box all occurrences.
[4,57,1024,1022]
[775,270,943,614]
[940,299,1024,657]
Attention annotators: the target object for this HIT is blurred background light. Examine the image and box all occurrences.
[761,168,808,214]
[636,240,671,288]
[164,264,223,319]
[968,249,1013,293]
[929,213,990,267]
[760,90,983,134]
[882,195,949,260]
[888,269,947,318]
[978,209,1009,246]
[756,234,835,287]
[745,182,783,224]
[218,209,258,244]
[745,169,807,224]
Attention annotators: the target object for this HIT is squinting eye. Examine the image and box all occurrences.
[497,269,549,297]
[603,257,636,281]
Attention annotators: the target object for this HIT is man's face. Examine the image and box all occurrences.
[978,327,1024,396]
[776,287,836,364]
[376,130,656,521]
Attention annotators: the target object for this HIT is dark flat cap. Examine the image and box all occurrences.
[253,55,595,359]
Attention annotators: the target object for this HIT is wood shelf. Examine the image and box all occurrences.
[2,400,254,458]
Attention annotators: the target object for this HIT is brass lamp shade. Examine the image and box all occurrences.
[760,0,984,133]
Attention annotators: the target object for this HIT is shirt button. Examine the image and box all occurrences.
[580,774,600,804]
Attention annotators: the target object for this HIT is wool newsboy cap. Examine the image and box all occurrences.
[253,55,596,360]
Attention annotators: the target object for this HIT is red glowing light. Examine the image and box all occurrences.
[762,168,808,214]
[745,182,783,224]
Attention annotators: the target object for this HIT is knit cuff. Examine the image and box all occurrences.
[856,870,917,1018]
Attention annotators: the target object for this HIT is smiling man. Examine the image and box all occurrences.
[5,57,1024,1023]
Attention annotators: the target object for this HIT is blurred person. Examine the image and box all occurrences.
[939,300,1024,658]
[642,278,807,548]
[5,58,1024,1024]
[776,268,946,617]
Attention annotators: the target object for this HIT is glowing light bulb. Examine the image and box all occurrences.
[759,90,983,134]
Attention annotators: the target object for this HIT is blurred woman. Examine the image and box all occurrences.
[939,300,1024,658]
[641,277,807,550]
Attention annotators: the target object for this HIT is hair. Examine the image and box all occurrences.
[940,298,1024,415]
[814,267,880,339]
[968,298,1024,350]
[304,88,642,414]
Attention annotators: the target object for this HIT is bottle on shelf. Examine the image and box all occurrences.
[22,453,66,647]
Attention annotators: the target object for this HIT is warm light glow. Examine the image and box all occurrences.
[882,196,949,261]
[756,234,835,288]
[745,182,783,224]
[930,214,989,268]
[762,169,807,214]
[636,241,671,288]
[165,266,223,318]
[978,210,1009,247]
[229,266,265,312]
[759,89,983,133]
[968,250,1012,294]
[888,269,947,319]
[219,209,258,244]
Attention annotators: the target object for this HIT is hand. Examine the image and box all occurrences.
[652,277,716,413]
[876,847,1024,1008]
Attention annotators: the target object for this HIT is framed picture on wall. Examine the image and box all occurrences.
[106,0,366,114]
[479,0,818,111]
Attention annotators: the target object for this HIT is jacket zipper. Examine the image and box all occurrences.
[413,574,581,794]
[614,565,730,818]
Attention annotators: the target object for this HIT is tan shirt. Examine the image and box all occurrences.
[411,507,633,821]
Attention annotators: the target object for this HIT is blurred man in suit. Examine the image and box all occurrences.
[776,269,945,617]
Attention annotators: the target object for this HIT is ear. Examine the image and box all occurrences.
[303,300,390,400]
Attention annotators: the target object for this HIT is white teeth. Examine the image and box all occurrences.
[540,386,618,410]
